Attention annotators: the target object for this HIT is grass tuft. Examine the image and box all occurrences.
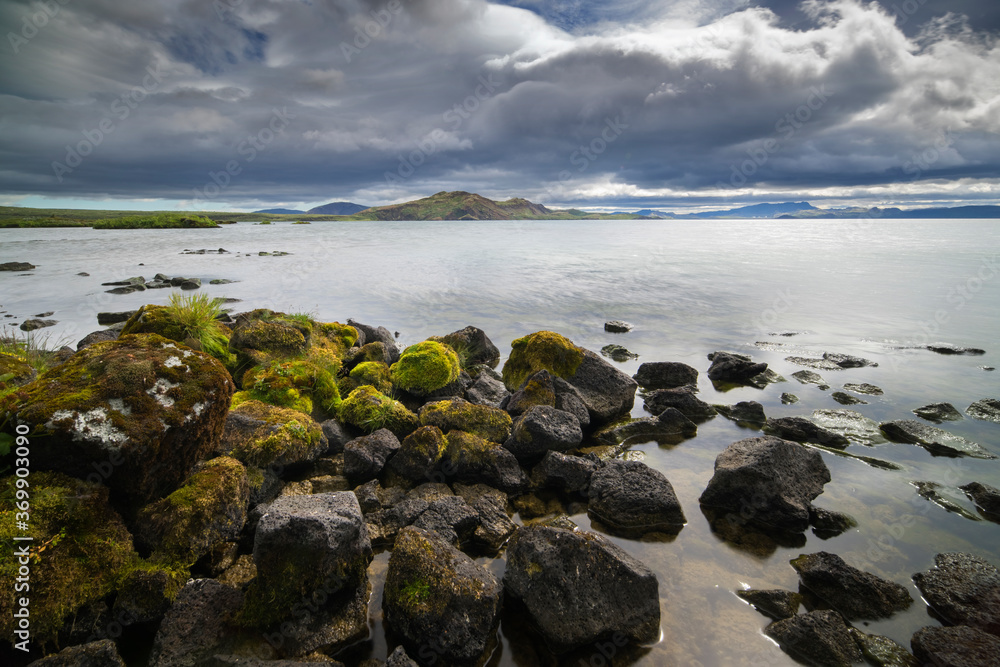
[165,293,232,362]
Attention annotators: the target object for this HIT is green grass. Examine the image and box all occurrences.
[165,293,232,361]
[0,329,66,374]
[92,213,219,229]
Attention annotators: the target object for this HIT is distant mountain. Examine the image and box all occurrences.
[307,202,369,215]
[778,205,1000,219]
[684,202,816,219]
[345,191,635,221]
[254,208,304,214]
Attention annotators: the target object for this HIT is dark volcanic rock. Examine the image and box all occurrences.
[961,482,1000,518]
[781,392,799,404]
[385,645,419,667]
[594,408,697,447]
[346,319,400,363]
[386,425,446,485]
[926,343,986,355]
[967,398,1000,423]
[736,588,803,620]
[76,328,120,350]
[504,405,582,463]
[443,430,527,494]
[715,400,766,424]
[97,311,137,325]
[149,579,243,667]
[643,385,717,421]
[465,370,509,409]
[600,343,638,362]
[707,351,767,385]
[344,429,400,482]
[0,261,35,271]
[531,451,599,495]
[912,552,1000,636]
[699,435,831,533]
[633,361,698,390]
[19,318,57,331]
[567,348,638,424]
[411,494,480,546]
[383,526,502,665]
[843,382,884,396]
[505,369,556,416]
[504,525,660,653]
[435,325,501,369]
[604,320,633,333]
[764,416,850,448]
[911,625,1000,667]
[27,639,126,667]
[831,391,866,406]
[791,551,913,620]
[879,420,995,459]
[809,507,858,538]
[913,402,964,422]
[849,630,917,667]
[823,352,878,368]
[764,610,863,666]
[792,369,830,389]
[320,418,353,454]
[588,459,685,535]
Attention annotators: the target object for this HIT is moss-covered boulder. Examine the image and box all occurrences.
[136,456,250,566]
[112,566,187,626]
[233,359,341,419]
[419,398,512,443]
[339,385,419,438]
[312,321,360,358]
[0,352,36,396]
[505,369,557,416]
[390,341,461,396]
[0,472,138,649]
[444,430,528,494]
[383,526,503,665]
[228,313,309,374]
[386,425,447,485]
[219,400,326,470]
[2,334,234,506]
[502,331,637,424]
[339,360,393,397]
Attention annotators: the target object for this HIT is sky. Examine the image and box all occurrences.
[1,0,999,213]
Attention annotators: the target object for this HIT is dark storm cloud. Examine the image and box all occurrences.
[0,0,997,210]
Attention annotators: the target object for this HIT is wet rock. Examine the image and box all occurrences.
[594,408,697,447]
[781,393,799,404]
[810,409,886,446]
[504,525,660,653]
[736,589,803,620]
[19,318,57,331]
[27,639,126,666]
[967,398,1000,423]
[588,459,685,536]
[879,420,995,459]
[600,343,638,362]
[831,391,867,405]
[848,629,917,667]
[0,261,34,271]
[320,418,353,455]
[469,494,516,552]
[926,343,986,355]
[843,382,883,396]
[344,429,401,482]
[792,369,830,390]
[707,351,767,385]
[76,328,120,350]
[809,507,858,538]
[149,579,244,667]
[504,405,583,463]
[913,402,964,422]
[912,552,1000,636]
[5,334,234,506]
[764,610,863,666]
[386,425,446,485]
[102,276,146,286]
[699,435,831,533]
[434,325,501,369]
[764,416,850,448]
[383,527,502,665]
[105,285,145,295]
[465,370,509,409]
[643,385,717,421]
[419,398,512,443]
[787,356,843,371]
[385,645,419,667]
[604,320,633,333]
[911,625,1000,667]
[633,361,698,390]
[531,451,599,495]
[960,482,1000,519]
[412,494,480,546]
[824,352,878,368]
[913,481,982,521]
[791,551,913,620]
[443,430,528,494]
[97,311,137,325]
[715,400,766,425]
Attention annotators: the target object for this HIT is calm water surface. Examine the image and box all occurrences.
[1,219,998,665]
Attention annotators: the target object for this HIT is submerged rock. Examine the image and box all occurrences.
[765,610,863,666]
[600,343,638,362]
[706,351,767,386]
[911,625,1000,667]
[594,408,697,447]
[960,482,1000,519]
[843,382,883,396]
[736,589,803,620]
[383,527,502,665]
[0,261,34,271]
[809,507,858,538]
[925,343,986,355]
[912,552,1000,636]
[588,459,685,536]
[913,481,982,521]
[699,435,831,533]
[792,369,830,389]
[764,416,850,448]
[967,398,1000,423]
[791,551,913,620]
[781,392,799,404]
[503,525,660,653]
[714,400,766,425]
[19,318,57,331]
[848,629,917,667]
[913,402,964,423]
[811,409,887,446]
[831,391,866,406]
[643,385,716,421]
[879,420,995,459]
[633,361,698,390]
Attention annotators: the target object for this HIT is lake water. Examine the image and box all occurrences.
[1,219,999,665]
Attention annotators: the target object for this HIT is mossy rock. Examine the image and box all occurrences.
[228,315,308,375]
[386,425,447,484]
[1,334,234,506]
[313,321,360,359]
[506,369,557,415]
[341,361,393,397]
[121,304,235,367]
[444,430,528,494]
[219,400,326,469]
[112,565,188,626]
[339,385,419,438]
[0,472,139,649]
[346,341,393,367]
[0,352,37,396]
[419,398,512,443]
[233,359,341,419]
[390,341,461,396]
[501,331,585,391]
[136,456,250,566]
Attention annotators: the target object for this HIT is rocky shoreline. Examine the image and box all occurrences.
[1,308,999,666]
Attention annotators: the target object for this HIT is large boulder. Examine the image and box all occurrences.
[136,456,250,565]
[764,610,863,666]
[699,436,831,532]
[880,420,995,458]
[531,451,599,495]
[239,492,372,656]
[503,525,660,653]
[911,625,1000,667]
[383,526,502,665]
[419,398,512,443]
[443,430,528,494]
[588,459,686,536]
[433,325,501,369]
[464,370,509,409]
[501,331,636,424]
[385,425,447,485]
[343,428,400,482]
[390,340,461,397]
[219,400,327,470]
[632,361,698,390]
[706,351,767,385]
[912,552,1000,636]
[2,334,234,506]
[791,552,912,620]
[504,405,583,463]
[764,416,850,448]
[148,579,244,667]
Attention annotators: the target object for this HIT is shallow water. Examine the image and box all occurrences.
[1,219,999,665]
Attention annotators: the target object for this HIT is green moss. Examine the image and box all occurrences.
[420,400,512,443]
[313,321,359,359]
[444,430,505,469]
[501,331,585,390]
[229,318,308,373]
[224,400,325,468]
[506,374,556,413]
[121,299,235,367]
[390,340,460,395]
[339,385,418,437]
[348,361,393,395]
[350,341,389,364]
[398,579,431,606]
[0,472,139,649]
[235,359,340,418]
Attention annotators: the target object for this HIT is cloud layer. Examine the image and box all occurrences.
[1,0,998,210]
